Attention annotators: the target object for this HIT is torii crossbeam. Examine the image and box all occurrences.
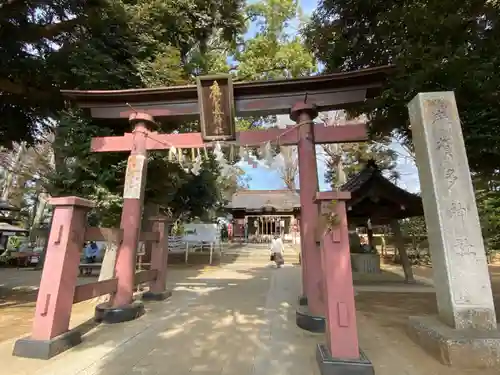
[61,66,393,359]
[90,122,367,152]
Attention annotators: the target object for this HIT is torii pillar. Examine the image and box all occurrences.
[84,104,368,329]
[291,102,326,333]
[86,108,367,330]
[96,112,170,324]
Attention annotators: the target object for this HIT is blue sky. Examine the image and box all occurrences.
[239,0,420,193]
[238,115,420,193]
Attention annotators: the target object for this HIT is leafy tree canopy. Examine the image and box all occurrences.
[305,0,500,177]
[0,0,246,145]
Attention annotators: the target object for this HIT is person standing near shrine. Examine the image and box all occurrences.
[84,241,99,276]
[270,234,285,268]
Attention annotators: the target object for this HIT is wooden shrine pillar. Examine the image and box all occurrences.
[143,216,172,299]
[113,113,151,307]
[315,192,374,375]
[366,219,375,249]
[292,102,325,331]
[98,112,171,323]
[13,197,94,359]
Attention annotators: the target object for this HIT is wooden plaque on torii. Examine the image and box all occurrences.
[196,74,236,142]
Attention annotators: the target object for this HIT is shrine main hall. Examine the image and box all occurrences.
[227,160,423,243]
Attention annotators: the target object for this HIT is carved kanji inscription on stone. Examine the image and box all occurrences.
[448,201,467,219]
[444,168,458,189]
[447,201,468,230]
[436,135,453,160]
[453,237,476,256]
[409,93,496,320]
[425,98,452,124]
[428,99,460,191]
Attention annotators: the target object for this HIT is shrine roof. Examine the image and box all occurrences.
[61,66,394,103]
[229,190,300,212]
[341,160,423,223]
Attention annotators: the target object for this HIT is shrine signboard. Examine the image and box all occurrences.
[196,74,236,142]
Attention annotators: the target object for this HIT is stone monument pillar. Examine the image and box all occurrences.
[407,92,500,369]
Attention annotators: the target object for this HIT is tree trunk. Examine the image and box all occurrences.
[29,192,48,242]
[34,210,54,270]
[390,220,415,283]
[2,142,26,201]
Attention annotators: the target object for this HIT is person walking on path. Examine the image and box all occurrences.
[270,235,285,268]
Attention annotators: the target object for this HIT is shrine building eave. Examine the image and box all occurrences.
[61,65,395,122]
[341,160,424,224]
[228,190,301,213]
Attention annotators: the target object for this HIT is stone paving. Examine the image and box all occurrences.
[0,256,498,375]
[0,263,321,375]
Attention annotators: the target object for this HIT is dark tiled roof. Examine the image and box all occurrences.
[230,190,300,211]
[228,161,422,222]
[341,159,423,222]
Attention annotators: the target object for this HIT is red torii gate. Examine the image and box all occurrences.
[89,109,366,321]
[62,66,393,374]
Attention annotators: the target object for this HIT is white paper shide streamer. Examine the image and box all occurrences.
[191,150,202,176]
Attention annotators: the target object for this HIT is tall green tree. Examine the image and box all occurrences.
[0,0,246,145]
[319,112,399,188]
[235,0,316,81]
[2,0,247,227]
[323,141,399,188]
[305,0,500,178]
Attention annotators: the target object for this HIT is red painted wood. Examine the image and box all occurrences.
[63,66,395,120]
[149,218,169,294]
[90,123,367,153]
[315,191,352,202]
[139,231,160,242]
[296,113,324,317]
[320,200,360,359]
[91,133,133,153]
[337,302,349,327]
[31,199,92,340]
[112,123,149,307]
[73,279,118,303]
[134,269,158,285]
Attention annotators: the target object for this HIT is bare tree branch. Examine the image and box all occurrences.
[277,146,298,190]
